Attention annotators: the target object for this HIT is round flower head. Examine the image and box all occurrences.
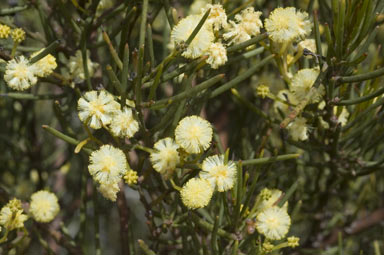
[255,206,291,240]
[290,68,324,103]
[234,7,263,36]
[109,107,139,138]
[223,21,251,45]
[4,56,38,91]
[287,117,309,141]
[124,170,138,185]
[287,236,300,247]
[29,190,60,223]
[88,145,127,185]
[171,14,215,59]
[298,39,316,53]
[256,189,288,212]
[265,7,311,43]
[175,115,213,154]
[98,181,120,201]
[202,4,228,31]
[150,138,180,176]
[11,28,26,43]
[200,155,236,192]
[206,42,227,69]
[31,50,57,77]
[0,24,11,38]
[180,178,213,209]
[77,90,120,129]
[69,50,99,83]
[0,199,28,230]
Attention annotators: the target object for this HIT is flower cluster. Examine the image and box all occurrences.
[29,190,60,223]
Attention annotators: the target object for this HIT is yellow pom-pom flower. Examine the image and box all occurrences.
[223,21,251,45]
[171,14,215,59]
[109,107,139,138]
[77,90,120,129]
[124,169,138,185]
[234,7,263,36]
[0,24,11,39]
[206,42,227,69]
[98,182,120,201]
[256,84,270,98]
[255,206,291,240]
[202,4,228,31]
[287,117,309,141]
[29,190,60,223]
[256,188,288,212]
[31,50,57,77]
[265,7,311,43]
[287,236,300,247]
[88,145,127,185]
[0,199,28,231]
[200,154,237,192]
[11,28,26,43]
[150,137,180,176]
[290,68,324,103]
[4,56,38,91]
[175,115,213,154]
[180,178,213,209]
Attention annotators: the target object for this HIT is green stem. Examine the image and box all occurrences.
[241,154,300,166]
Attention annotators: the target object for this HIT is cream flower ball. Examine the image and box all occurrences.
[109,107,139,138]
[88,145,127,185]
[31,50,57,77]
[30,190,60,223]
[290,68,324,103]
[175,115,213,154]
[206,42,228,69]
[97,181,120,202]
[78,90,120,129]
[171,14,215,59]
[298,39,316,53]
[150,137,180,175]
[234,7,263,36]
[255,206,291,240]
[4,56,38,91]
[180,178,213,209]
[265,7,311,43]
[223,21,251,45]
[256,189,288,212]
[0,199,28,230]
[200,154,237,192]
[287,117,309,141]
[202,4,228,31]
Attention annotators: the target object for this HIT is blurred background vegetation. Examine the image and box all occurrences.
[1,0,384,254]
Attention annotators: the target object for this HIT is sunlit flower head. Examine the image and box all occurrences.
[223,21,251,45]
[124,169,138,185]
[298,39,316,53]
[78,90,120,129]
[31,50,57,77]
[234,7,263,36]
[200,154,236,192]
[171,14,215,59]
[68,50,99,83]
[256,188,288,212]
[11,28,25,43]
[175,115,213,154]
[88,145,127,185]
[150,137,180,177]
[30,190,60,223]
[287,117,309,141]
[290,68,324,103]
[255,206,291,240]
[206,42,227,69]
[109,107,139,138]
[287,236,300,247]
[0,24,11,38]
[98,181,120,201]
[180,178,213,209]
[265,7,311,43]
[202,4,228,31]
[0,199,28,231]
[4,56,38,91]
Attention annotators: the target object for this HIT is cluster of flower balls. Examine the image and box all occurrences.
[0,191,60,242]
